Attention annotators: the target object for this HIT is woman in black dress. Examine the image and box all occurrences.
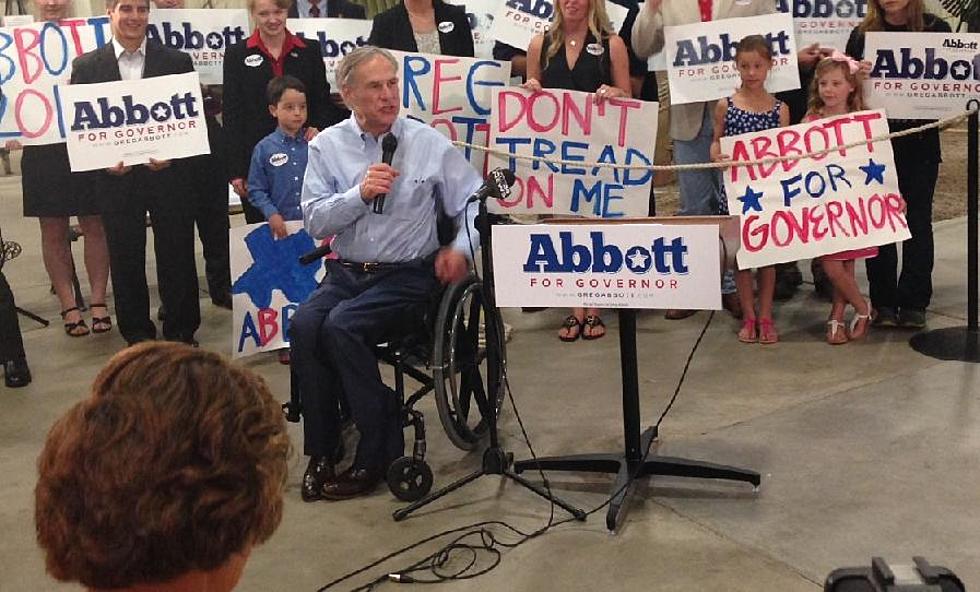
[524,0,632,342]
[845,0,951,329]
[223,0,341,223]
[367,0,474,57]
[7,0,110,337]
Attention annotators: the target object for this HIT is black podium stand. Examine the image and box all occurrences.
[513,307,761,532]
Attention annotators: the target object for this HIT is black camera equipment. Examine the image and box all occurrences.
[825,557,964,592]
[0,226,49,327]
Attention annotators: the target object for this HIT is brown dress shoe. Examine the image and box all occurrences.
[664,309,696,320]
[321,468,382,500]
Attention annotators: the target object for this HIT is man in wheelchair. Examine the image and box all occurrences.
[292,47,483,502]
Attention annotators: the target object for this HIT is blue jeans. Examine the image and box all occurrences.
[290,259,437,470]
[674,106,722,217]
[674,106,734,293]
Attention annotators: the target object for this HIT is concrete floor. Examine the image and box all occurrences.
[1,165,978,591]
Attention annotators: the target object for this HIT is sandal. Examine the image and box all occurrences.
[826,319,849,345]
[848,306,876,341]
[582,315,606,340]
[61,307,90,337]
[738,318,757,343]
[758,318,779,345]
[558,315,583,342]
[90,303,112,334]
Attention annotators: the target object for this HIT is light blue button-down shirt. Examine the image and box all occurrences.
[248,128,308,221]
[301,115,483,263]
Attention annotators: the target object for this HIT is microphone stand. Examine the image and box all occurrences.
[392,193,586,522]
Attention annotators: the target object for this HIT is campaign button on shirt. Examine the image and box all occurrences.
[245,54,263,67]
[270,153,288,166]
[586,42,604,56]
[438,21,454,33]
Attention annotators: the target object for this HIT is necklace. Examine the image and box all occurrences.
[569,39,578,47]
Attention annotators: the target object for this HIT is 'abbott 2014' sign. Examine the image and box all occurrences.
[62,72,210,172]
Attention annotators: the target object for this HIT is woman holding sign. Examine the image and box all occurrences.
[845,0,951,330]
[367,0,474,57]
[5,0,112,338]
[524,0,632,342]
[223,0,341,224]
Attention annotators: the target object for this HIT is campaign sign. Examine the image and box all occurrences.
[720,109,910,270]
[0,16,112,145]
[487,86,657,218]
[777,0,867,51]
[288,18,372,88]
[863,32,980,120]
[148,9,248,85]
[231,221,325,359]
[458,0,496,59]
[664,13,800,105]
[492,223,721,309]
[63,71,210,171]
[392,49,511,173]
[488,0,628,53]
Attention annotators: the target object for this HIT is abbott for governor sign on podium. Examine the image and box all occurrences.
[492,224,721,310]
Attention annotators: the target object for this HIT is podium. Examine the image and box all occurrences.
[495,217,761,532]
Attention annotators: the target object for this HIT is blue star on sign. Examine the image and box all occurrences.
[738,185,764,215]
[231,225,320,309]
[859,159,887,185]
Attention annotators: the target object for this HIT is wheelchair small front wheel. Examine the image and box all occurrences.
[386,457,434,502]
[432,276,506,451]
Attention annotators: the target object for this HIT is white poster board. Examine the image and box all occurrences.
[0,16,112,145]
[777,0,867,51]
[148,9,249,85]
[392,50,511,173]
[720,109,910,269]
[63,72,210,171]
[492,223,721,309]
[230,221,326,358]
[456,0,496,59]
[863,31,980,120]
[287,17,373,88]
[488,0,628,53]
[664,13,800,105]
[487,86,657,218]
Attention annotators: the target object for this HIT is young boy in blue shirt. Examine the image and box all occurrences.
[247,76,310,365]
[247,75,310,239]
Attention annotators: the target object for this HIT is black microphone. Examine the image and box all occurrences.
[466,168,517,203]
[372,133,399,214]
[298,242,332,265]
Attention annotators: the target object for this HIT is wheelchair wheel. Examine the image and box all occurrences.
[432,276,506,451]
[386,457,433,502]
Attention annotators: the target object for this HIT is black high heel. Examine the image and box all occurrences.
[61,307,89,337]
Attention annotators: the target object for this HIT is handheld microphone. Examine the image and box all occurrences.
[298,242,332,265]
[372,133,399,214]
[466,168,517,204]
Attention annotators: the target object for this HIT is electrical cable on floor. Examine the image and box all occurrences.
[317,211,716,590]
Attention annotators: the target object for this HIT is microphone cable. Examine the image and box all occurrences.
[316,208,716,590]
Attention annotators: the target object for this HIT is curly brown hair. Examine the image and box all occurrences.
[35,342,290,590]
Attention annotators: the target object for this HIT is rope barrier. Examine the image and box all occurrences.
[453,108,978,173]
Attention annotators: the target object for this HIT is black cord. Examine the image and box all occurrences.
[318,213,715,590]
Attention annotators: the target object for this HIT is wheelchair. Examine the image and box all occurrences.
[284,252,507,503]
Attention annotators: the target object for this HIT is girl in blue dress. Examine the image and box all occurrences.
[710,35,790,344]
